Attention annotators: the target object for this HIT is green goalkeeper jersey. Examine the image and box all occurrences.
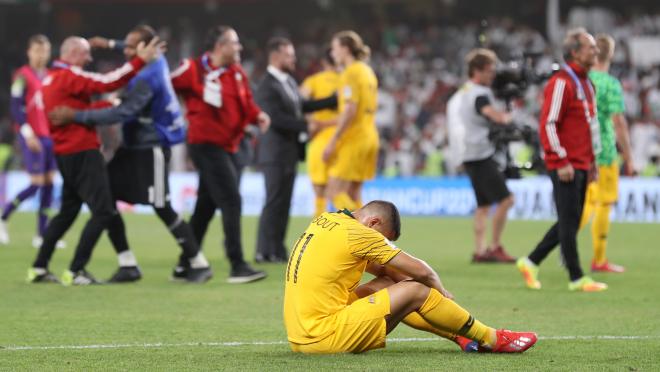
[589,70,625,166]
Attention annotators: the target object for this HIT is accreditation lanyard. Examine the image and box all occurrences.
[201,53,226,108]
[563,64,601,154]
[52,60,71,70]
[563,64,596,124]
[201,53,227,79]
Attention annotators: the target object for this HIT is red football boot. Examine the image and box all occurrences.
[481,329,538,353]
[591,261,625,273]
[454,335,479,352]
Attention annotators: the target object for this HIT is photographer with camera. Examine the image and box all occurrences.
[459,48,516,264]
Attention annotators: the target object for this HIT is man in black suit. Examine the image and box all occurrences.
[255,37,335,263]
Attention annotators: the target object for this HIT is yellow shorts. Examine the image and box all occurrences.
[307,128,335,185]
[586,162,619,204]
[289,288,390,354]
[327,135,379,182]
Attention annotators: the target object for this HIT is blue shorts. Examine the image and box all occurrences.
[19,135,57,175]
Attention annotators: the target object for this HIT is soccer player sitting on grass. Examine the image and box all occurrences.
[283,200,537,354]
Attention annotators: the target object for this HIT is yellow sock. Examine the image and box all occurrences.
[580,184,596,230]
[418,288,496,347]
[354,196,363,209]
[332,192,357,211]
[314,197,326,217]
[592,203,612,265]
[403,311,457,340]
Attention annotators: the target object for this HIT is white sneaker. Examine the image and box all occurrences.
[0,220,9,245]
[32,236,67,250]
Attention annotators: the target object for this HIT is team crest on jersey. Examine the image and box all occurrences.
[235,72,242,81]
[342,86,352,98]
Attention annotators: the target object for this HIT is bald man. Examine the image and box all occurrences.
[28,35,161,285]
[283,200,537,354]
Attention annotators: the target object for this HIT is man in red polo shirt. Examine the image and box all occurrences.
[171,25,270,283]
[516,28,607,292]
[28,35,161,285]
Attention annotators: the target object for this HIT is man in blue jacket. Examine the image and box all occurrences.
[49,25,212,283]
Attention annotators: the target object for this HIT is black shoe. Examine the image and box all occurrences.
[186,267,213,283]
[171,265,188,282]
[270,254,288,263]
[254,253,271,263]
[227,264,267,284]
[107,266,142,283]
[255,253,288,264]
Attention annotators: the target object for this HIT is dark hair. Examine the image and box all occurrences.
[129,24,156,45]
[333,30,370,60]
[27,34,49,49]
[322,47,335,66]
[266,36,292,55]
[363,200,401,241]
[204,25,233,51]
[465,48,497,77]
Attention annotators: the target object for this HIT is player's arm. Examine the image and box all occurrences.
[610,81,635,175]
[385,251,454,299]
[476,95,511,125]
[48,79,154,126]
[9,74,27,126]
[613,113,635,175]
[302,94,337,113]
[88,36,126,51]
[365,262,411,282]
[71,37,162,95]
[10,74,42,152]
[322,98,357,162]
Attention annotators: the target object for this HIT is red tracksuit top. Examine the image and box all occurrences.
[41,58,145,155]
[538,62,595,171]
[170,54,261,153]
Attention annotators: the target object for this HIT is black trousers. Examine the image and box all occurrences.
[106,146,199,261]
[256,163,296,259]
[34,150,122,272]
[528,169,587,281]
[188,143,245,269]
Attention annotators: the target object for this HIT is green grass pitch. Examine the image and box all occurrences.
[1,212,659,371]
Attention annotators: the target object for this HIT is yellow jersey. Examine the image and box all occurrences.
[283,210,401,345]
[301,69,340,123]
[337,61,378,142]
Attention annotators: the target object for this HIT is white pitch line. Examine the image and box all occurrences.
[2,335,658,352]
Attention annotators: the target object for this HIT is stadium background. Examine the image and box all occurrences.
[2,0,660,221]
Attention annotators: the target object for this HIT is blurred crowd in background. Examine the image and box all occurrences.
[2,0,660,177]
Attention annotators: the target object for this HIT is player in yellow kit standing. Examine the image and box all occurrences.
[323,31,379,211]
[300,49,340,217]
[283,200,538,354]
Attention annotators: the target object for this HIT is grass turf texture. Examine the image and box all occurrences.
[1,212,659,371]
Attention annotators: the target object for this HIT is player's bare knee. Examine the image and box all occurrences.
[402,281,431,308]
[503,194,515,208]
